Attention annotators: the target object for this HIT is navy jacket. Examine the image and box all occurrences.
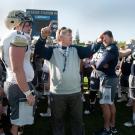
[34,37,101,60]
[96,44,119,77]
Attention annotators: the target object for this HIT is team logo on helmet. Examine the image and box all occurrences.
[5,10,33,30]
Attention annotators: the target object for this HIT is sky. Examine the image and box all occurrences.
[0,0,135,42]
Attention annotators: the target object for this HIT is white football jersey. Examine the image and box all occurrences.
[0,30,34,83]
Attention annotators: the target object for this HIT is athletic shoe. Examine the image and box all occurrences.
[117,96,127,102]
[40,108,51,117]
[40,112,51,117]
[110,127,118,134]
[124,120,135,127]
[126,99,133,107]
[84,110,90,115]
[93,128,112,135]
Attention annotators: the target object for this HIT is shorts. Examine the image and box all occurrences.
[99,77,118,105]
[4,82,34,126]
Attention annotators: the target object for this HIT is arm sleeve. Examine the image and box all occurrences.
[34,36,53,60]
[75,43,101,59]
[96,49,115,70]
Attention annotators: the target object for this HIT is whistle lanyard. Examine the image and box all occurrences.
[57,45,69,72]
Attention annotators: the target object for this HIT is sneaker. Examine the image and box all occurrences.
[40,112,51,117]
[40,108,51,117]
[124,120,135,127]
[110,127,118,134]
[117,96,127,103]
[84,110,90,115]
[126,99,133,107]
[93,128,112,135]
[18,132,23,135]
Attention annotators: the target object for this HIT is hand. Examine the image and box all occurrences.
[26,94,35,106]
[117,70,122,76]
[119,49,131,58]
[91,65,96,70]
[97,33,104,43]
[41,23,52,39]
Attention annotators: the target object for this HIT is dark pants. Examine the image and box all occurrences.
[50,92,84,135]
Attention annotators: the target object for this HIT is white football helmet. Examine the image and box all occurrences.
[5,10,33,30]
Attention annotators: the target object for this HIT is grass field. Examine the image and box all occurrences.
[23,99,135,135]
[23,77,135,135]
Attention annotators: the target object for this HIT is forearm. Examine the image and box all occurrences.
[76,43,101,59]
[119,49,131,58]
[91,65,96,70]
[34,37,46,57]
[34,37,53,60]
[14,68,29,93]
[14,68,35,105]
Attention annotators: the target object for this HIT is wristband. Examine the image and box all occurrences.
[24,90,31,97]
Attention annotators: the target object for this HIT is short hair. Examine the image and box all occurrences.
[56,27,72,42]
[103,30,113,38]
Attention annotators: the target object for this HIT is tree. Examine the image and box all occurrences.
[117,41,126,48]
[75,30,80,44]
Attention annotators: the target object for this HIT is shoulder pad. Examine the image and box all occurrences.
[11,34,28,47]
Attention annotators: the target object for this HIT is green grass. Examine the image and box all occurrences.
[23,77,135,135]
[22,98,135,135]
